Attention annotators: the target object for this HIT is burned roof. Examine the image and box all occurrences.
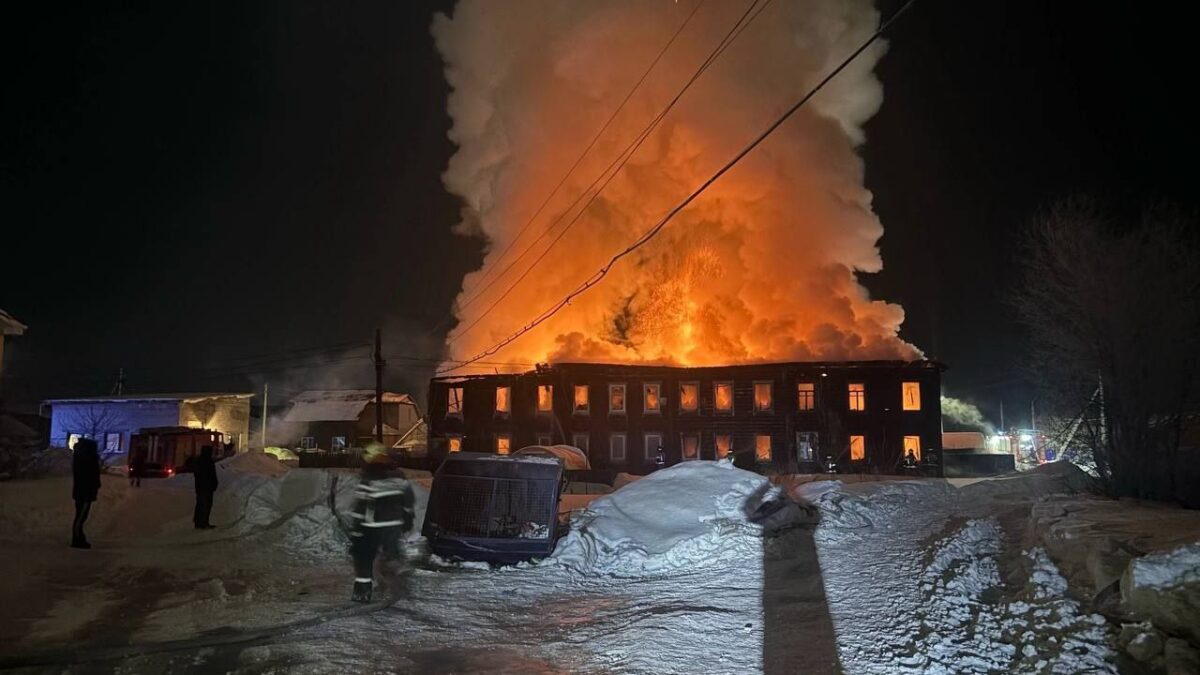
[283,390,416,423]
[433,359,945,382]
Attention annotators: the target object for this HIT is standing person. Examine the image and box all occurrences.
[71,438,101,549]
[193,445,218,529]
[349,445,414,603]
[129,444,144,487]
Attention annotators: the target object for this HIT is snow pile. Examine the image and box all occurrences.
[1128,543,1200,590]
[219,450,290,478]
[550,461,800,577]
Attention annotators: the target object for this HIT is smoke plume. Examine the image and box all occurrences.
[433,0,918,370]
[940,395,995,435]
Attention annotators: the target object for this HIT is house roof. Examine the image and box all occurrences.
[43,393,254,404]
[0,309,27,336]
[283,390,416,423]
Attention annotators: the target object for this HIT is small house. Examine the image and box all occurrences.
[279,390,424,452]
[43,392,253,455]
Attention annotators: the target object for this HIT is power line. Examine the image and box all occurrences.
[439,0,709,330]
[447,0,772,346]
[439,0,916,375]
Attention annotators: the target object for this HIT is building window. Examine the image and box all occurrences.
[67,433,83,450]
[679,382,698,412]
[681,434,700,461]
[904,435,922,462]
[447,387,464,416]
[610,433,626,462]
[573,385,589,414]
[754,381,773,412]
[536,433,551,446]
[104,432,122,453]
[609,384,626,414]
[849,434,866,461]
[572,433,590,451]
[496,434,511,455]
[186,420,203,429]
[715,434,732,460]
[848,383,866,411]
[902,382,921,411]
[448,436,462,453]
[796,431,818,462]
[644,433,663,462]
[301,436,316,450]
[797,382,815,411]
[714,382,733,414]
[755,435,772,463]
[331,436,347,451]
[644,382,662,414]
[495,386,511,414]
[537,384,553,413]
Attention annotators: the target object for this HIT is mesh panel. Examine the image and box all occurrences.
[432,475,558,539]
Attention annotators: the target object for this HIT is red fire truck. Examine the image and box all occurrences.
[128,427,229,478]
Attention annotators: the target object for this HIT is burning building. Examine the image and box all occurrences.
[428,360,943,474]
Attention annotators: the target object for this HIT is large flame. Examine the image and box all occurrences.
[433,0,919,371]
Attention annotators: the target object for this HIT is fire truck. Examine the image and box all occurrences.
[128,427,229,478]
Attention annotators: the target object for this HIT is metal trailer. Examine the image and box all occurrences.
[422,452,564,564]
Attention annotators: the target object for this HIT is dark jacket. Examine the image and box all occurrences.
[351,465,414,532]
[72,439,102,502]
[193,449,219,493]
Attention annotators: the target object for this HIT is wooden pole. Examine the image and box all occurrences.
[374,328,385,444]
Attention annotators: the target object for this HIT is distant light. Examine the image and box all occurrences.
[820,372,828,377]
[1020,434,1032,442]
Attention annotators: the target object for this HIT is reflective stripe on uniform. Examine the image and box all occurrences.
[361,520,405,528]
[354,577,373,583]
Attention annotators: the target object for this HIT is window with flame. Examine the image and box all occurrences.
[609,384,626,414]
[754,381,773,412]
[495,386,511,414]
[714,382,733,414]
[903,435,922,461]
[496,434,511,455]
[610,433,626,462]
[755,435,772,463]
[448,436,462,453]
[715,434,732,460]
[573,385,589,414]
[902,381,921,411]
[679,382,698,412]
[848,383,866,411]
[537,384,553,413]
[797,382,815,411]
[447,386,463,416]
[644,383,662,414]
[681,434,699,461]
[849,434,865,461]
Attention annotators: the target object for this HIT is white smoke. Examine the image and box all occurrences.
[940,395,995,435]
[433,0,918,368]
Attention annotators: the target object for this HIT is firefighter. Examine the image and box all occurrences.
[349,444,415,603]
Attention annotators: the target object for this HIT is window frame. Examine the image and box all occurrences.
[331,436,347,451]
[715,433,732,460]
[495,433,512,455]
[572,432,590,451]
[903,435,922,461]
[678,381,699,413]
[797,382,816,411]
[796,431,818,462]
[610,433,627,462]
[644,432,664,462]
[300,436,316,450]
[849,434,866,461]
[536,433,552,447]
[536,384,554,414]
[755,435,772,463]
[713,381,734,415]
[643,382,662,415]
[104,432,122,453]
[573,384,590,415]
[495,385,512,415]
[753,380,774,412]
[680,433,700,461]
[447,435,463,453]
[902,381,921,411]
[608,383,627,415]
[447,386,464,417]
[848,383,866,412]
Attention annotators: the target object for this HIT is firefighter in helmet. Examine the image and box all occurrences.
[349,443,415,603]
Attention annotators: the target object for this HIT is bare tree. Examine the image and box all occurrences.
[1012,198,1200,501]
[64,405,128,465]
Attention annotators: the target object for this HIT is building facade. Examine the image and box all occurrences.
[44,393,253,454]
[428,361,944,474]
[278,390,423,452]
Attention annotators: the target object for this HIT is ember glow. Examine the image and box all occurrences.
[433,0,919,371]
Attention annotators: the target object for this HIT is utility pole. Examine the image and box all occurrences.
[1030,398,1038,463]
[999,400,1005,432]
[374,328,385,445]
[261,382,269,450]
[111,368,125,395]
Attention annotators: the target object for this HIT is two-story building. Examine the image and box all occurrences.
[427,361,944,475]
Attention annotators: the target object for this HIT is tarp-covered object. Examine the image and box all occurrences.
[513,444,590,470]
[423,452,563,564]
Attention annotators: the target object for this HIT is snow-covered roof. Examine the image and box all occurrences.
[0,309,27,336]
[43,392,253,404]
[283,390,416,423]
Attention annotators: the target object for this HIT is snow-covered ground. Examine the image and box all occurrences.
[2,457,1198,674]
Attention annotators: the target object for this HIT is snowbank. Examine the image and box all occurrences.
[220,450,290,478]
[1123,543,1200,643]
[550,461,801,577]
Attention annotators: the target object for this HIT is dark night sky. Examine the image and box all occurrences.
[2,1,1197,423]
